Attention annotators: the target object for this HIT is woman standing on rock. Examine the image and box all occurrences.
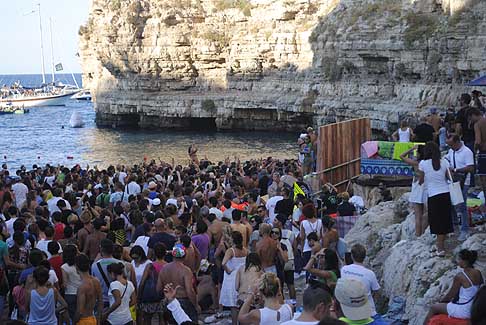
[400,144,428,237]
[418,142,452,257]
[423,249,483,324]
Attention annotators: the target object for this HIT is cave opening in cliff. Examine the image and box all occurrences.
[188,118,217,131]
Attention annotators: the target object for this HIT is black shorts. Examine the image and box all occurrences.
[478,152,486,175]
[284,270,294,285]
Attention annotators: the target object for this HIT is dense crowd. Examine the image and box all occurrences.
[0,95,485,325]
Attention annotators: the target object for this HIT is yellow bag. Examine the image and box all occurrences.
[130,305,137,320]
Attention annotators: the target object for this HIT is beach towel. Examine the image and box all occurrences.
[361,141,379,158]
[392,142,414,160]
[378,141,395,159]
[427,314,468,325]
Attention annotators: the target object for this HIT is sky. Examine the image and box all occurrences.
[0,0,89,75]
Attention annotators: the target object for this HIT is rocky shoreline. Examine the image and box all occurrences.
[345,193,486,325]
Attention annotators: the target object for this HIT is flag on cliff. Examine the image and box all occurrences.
[293,182,305,200]
[55,63,63,71]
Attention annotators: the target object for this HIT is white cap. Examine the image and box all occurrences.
[334,278,371,321]
[152,198,161,206]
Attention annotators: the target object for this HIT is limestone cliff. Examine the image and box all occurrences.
[79,0,486,131]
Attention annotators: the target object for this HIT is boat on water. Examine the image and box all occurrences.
[0,103,29,115]
[1,4,82,109]
[71,90,91,101]
[0,83,79,108]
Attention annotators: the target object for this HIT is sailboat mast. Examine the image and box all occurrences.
[49,18,55,83]
[37,4,46,84]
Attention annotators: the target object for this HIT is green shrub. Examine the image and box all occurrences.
[403,13,440,48]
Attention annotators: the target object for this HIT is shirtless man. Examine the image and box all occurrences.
[83,218,106,262]
[157,244,199,322]
[474,108,486,196]
[231,210,250,248]
[180,234,201,273]
[77,211,94,253]
[75,253,103,325]
[207,213,225,252]
[256,223,278,273]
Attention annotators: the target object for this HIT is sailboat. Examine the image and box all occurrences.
[0,5,80,108]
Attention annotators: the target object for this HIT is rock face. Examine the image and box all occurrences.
[345,194,486,325]
[79,0,486,131]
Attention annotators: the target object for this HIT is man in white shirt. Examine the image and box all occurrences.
[208,197,223,220]
[281,287,332,325]
[5,206,19,236]
[445,134,475,241]
[266,194,283,224]
[47,188,71,217]
[36,226,62,259]
[12,178,29,208]
[124,175,141,198]
[341,244,381,318]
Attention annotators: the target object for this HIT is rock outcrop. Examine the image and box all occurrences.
[79,0,486,131]
[345,194,486,325]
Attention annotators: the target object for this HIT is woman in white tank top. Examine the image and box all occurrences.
[238,273,293,325]
[392,120,414,143]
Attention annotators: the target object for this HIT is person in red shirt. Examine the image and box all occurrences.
[52,212,65,241]
[48,241,63,287]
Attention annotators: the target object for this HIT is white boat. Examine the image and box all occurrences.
[0,5,82,109]
[71,90,91,101]
[69,111,84,128]
[1,87,79,108]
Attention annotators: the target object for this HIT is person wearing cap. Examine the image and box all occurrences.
[157,243,199,322]
[335,278,387,325]
[281,287,333,325]
[341,244,381,321]
[273,213,296,301]
[147,181,158,199]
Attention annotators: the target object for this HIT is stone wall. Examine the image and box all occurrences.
[79,0,486,131]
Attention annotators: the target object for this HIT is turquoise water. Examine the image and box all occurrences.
[0,74,298,170]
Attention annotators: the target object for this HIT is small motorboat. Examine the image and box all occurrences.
[0,103,29,115]
[69,111,84,128]
[71,90,91,101]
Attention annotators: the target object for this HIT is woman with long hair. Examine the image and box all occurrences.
[424,249,483,324]
[304,248,340,291]
[236,253,264,304]
[238,272,293,324]
[61,244,82,322]
[418,142,453,256]
[400,144,428,236]
[104,262,136,325]
[219,231,248,325]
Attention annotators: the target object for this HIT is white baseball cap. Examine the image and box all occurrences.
[334,278,371,321]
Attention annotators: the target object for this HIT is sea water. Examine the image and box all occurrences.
[0,74,297,170]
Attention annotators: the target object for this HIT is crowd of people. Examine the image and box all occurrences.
[0,92,485,325]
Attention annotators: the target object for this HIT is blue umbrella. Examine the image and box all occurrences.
[467,75,486,86]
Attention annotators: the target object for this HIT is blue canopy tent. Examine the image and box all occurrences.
[468,75,486,86]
